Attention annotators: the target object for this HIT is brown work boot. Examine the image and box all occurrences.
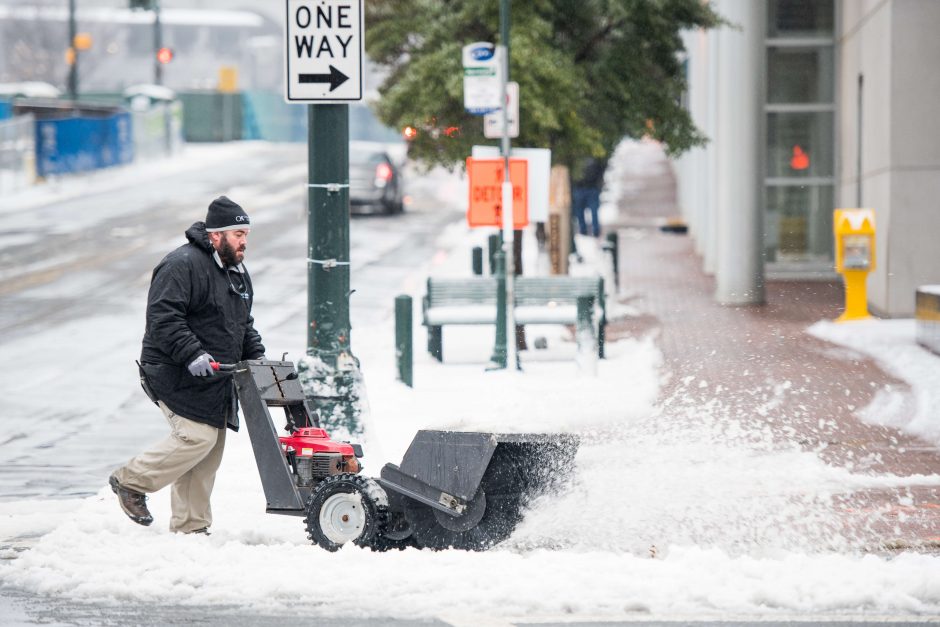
[109,475,153,526]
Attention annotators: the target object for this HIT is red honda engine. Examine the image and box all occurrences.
[279,428,361,486]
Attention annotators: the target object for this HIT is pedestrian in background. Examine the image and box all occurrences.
[572,156,608,238]
[109,196,266,534]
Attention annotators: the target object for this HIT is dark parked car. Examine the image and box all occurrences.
[349,141,404,215]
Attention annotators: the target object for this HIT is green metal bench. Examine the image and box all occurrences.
[422,275,606,362]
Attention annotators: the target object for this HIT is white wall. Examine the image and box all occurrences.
[838,0,940,316]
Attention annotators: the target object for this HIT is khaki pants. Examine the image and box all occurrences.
[114,401,226,533]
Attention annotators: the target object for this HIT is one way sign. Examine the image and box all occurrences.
[285,0,363,102]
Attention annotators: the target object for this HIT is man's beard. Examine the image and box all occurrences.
[218,235,244,266]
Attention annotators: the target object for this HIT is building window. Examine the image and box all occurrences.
[764,0,835,266]
[768,0,834,38]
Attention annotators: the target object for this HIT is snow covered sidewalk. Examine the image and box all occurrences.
[2,225,939,622]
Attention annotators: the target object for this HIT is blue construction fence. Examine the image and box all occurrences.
[4,88,382,183]
[35,112,133,177]
[4,98,183,183]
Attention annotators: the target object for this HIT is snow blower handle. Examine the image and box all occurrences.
[210,362,236,372]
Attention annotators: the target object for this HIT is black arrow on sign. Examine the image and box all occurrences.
[298,65,349,91]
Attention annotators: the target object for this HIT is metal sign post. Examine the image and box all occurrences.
[67,0,77,99]
[284,0,364,435]
[153,1,163,86]
[499,0,518,370]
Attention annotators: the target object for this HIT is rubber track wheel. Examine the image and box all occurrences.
[304,473,388,552]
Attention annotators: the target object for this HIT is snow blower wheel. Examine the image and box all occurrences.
[365,510,418,551]
[304,474,388,551]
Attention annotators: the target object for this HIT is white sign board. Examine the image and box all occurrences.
[484,81,519,138]
[462,42,502,115]
[285,0,363,102]
[472,145,551,223]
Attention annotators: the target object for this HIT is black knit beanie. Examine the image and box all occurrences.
[205,196,250,232]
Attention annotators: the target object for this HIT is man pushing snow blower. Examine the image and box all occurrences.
[109,196,265,535]
[109,197,577,550]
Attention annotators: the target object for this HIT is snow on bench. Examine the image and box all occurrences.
[422,276,606,361]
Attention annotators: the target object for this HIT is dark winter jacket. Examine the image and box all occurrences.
[574,157,608,190]
[139,222,265,430]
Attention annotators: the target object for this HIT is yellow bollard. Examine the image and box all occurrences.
[833,208,875,322]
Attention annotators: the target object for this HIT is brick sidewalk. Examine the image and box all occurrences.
[606,228,940,551]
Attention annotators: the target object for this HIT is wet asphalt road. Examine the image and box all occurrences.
[2,588,937,627]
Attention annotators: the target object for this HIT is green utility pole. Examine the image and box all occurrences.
[285,0,365,435]
[67,0,77,99]
[498,0,520,371]
[128,0,161,84]
[153,1,163,86]
[301,103,362,436]
[489,250,508,368]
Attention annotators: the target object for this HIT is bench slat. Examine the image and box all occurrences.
[427,278,602,305]
[423,274,607,361]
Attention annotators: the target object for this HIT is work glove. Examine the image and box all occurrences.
[187,353,215,377]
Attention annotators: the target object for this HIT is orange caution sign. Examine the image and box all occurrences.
[466,157,528,228]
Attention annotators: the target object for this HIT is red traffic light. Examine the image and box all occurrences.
[402,125,418,141]
[156,47,173,64]
[790,144,810,170]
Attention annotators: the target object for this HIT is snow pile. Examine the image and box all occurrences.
[809,319,940,445]
[4,498,940,619]
[513,374,940,557]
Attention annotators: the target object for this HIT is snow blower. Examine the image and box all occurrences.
[217,359,578,551]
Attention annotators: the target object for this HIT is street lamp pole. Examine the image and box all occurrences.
[67,0,78,99]
[153,1,163,85]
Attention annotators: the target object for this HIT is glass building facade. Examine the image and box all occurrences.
[764,0,836,267]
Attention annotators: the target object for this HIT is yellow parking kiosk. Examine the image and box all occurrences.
[833,208,875,322]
